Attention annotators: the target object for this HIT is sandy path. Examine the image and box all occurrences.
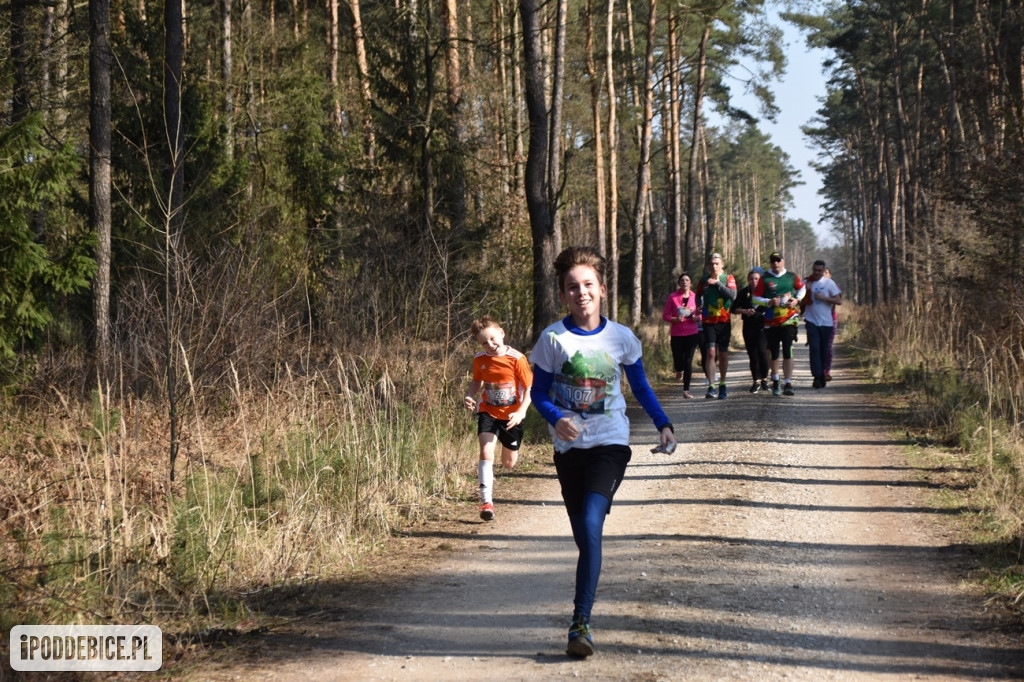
[192,344,1023,681]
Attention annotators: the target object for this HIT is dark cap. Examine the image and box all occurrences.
[769,251,783,261]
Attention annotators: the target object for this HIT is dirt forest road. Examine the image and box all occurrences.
[197,343,1024,681]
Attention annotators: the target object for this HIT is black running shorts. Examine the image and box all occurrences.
[477,412,524,451]
[553,444,632,515]
[703,322,732,352]
[765,324,798,360]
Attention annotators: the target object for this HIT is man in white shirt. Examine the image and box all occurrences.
[803,260,843,388]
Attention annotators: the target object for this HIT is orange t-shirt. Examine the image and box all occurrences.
[472,348,533,420]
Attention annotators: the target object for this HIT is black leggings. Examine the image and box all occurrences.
[742,324,770,381]
[670,334,700,389]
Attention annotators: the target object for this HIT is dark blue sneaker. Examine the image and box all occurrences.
[717,383,728,399]
[704,386,717,399]
[566,616,594,657]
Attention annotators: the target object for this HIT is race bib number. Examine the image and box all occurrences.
[484,381,516,407]
[553,375,607,415]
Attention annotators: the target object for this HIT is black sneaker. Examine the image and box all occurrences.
[750,380,760,393]
[760,379,769,392]
[812,376,822,389]
[567,616,594,658]
[783,382,795,396]
[771,379,781,396]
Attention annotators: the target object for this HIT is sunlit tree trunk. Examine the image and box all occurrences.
[421,0,436,226]
[43,5,54,119]
[667,9,683,273]
[329,0,341,126]
[222,0,234,159]
[495,0,511,199]
[547,0,567,251]
[511,0,526,196]
[700,122,715,260]
[444,0,466,229]
[464,0,485,217]
[585,0,606,260]
[349,0,376,165]
[91,0,112,373]
[628,0,656,327]
[604,0,619,319]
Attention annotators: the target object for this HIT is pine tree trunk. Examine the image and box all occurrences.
[495,0,511,200]
[91,0,112,373]
[222,0,234,160]
[521,0,558,335]
[684,26,709,272]
[11,0,30,122]
[421,0,436,226]
[511,0,525,196]
[444,0,466,229]
[329,0,341,126]
[585,0,606,259]
[628,0,656,327]
[349,0,376,164]
[604,0,619,319]
[547,0,567,252]
[667,9,683,273]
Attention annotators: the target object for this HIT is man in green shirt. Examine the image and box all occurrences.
[696,252,737,399]
[753,251,805,396]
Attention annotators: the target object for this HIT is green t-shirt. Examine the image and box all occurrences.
[697,273,736,324]
[758,270,804,327]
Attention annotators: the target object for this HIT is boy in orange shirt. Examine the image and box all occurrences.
[464,316,533,521]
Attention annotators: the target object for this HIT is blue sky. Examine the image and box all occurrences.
[710,11,833,245]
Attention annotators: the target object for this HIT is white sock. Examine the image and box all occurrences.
[772,373,780,381]
[478,459,494,504]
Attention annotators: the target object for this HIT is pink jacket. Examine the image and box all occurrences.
[663,290,698,337]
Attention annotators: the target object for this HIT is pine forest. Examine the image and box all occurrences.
[1,0,1021,638]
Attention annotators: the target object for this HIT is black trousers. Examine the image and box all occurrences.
[742,324,770,381]
[670,334,700,389]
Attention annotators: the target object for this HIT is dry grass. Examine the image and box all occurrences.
[844,300,1024,607]
[0,350,476,634]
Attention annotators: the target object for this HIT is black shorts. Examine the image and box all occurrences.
[703,322,732,352]
[477,412,524,450]
[553,444,632,515]
[765,324,798,360]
